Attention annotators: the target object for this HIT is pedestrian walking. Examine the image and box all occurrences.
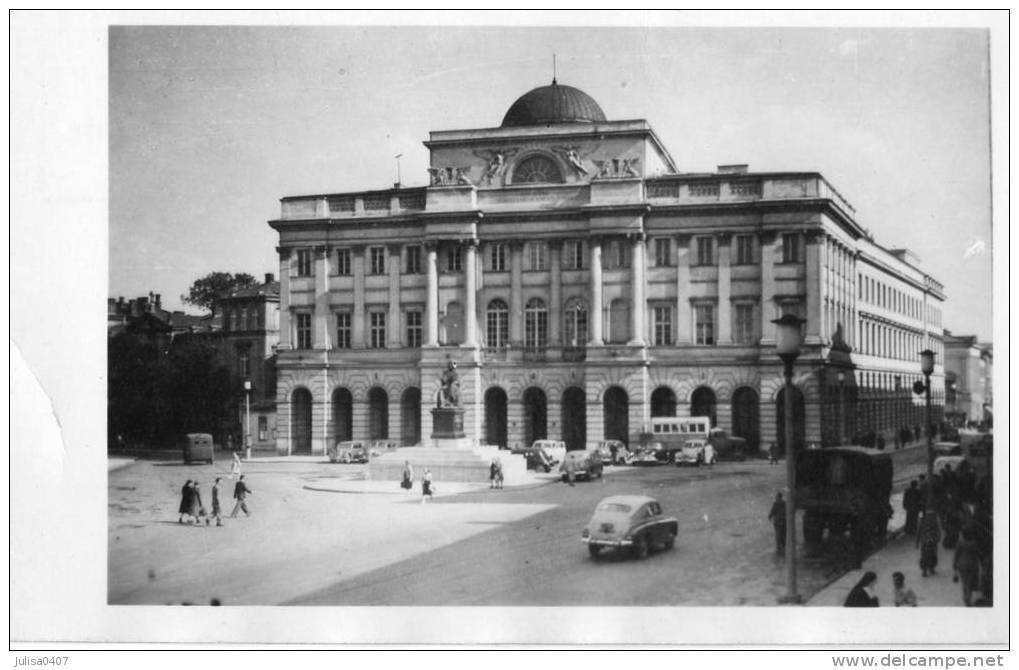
[190,482,207,526]
[768,442,779,465]
[917,509,941,576]
[230,452,242,479]
[210,477,224,526]
[892,572,917,607]
[493,457,504,490]
[489,458,499,489]
[768,492,786,557]
[420,469,434,503]
[563,458,576,486]
[401,461,414,491]
[230,475,252,517]
[844,571,880,607]
[942,495,963,550]
[903,480,921,535]
[953,528,982,606]
[178,479,194,524]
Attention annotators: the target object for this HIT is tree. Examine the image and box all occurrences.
[184,272,257,315]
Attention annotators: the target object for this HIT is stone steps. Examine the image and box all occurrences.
[367,446,528,484]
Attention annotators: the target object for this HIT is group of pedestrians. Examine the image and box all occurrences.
[400,461,435,503]
[902,461,993,606]
[176,467,252,526]
[843,571,918,607]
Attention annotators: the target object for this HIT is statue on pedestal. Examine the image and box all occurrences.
[437,361,461,408]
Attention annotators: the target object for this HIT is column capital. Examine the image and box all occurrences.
[674,233,692,244]
[626,231,647,243]
[588,234,604,247]
[758,230,779,244]
[508,239,525,251]
[314,245,330,257]
[805,229,825,244]
[461,237,480,249]
[276,246,292,260]
[716,231,733,244]
[546,239,562,251]
[387,242,403,254]
[424,240,440,252]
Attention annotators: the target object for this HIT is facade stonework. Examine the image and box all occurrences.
[268,82,946,456]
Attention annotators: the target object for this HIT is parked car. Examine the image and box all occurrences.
[593,439,629,465]
[675,438,713,466]
[328,440,368,464]
[631,442,666,465]
[183,433,215,465]
[370,440,401,457]
[707,428,747,461]
[582,495,679,560]
[510,444,554,472]
[531,439,566,465]
[559,449,604,482]
[933,441,962,456]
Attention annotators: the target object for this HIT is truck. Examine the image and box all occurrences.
[796,446,893,558]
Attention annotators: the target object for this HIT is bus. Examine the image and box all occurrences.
[648,416,712,461]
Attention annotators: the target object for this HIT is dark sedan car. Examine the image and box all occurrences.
[559,449,604,482]
[582,495,679,560]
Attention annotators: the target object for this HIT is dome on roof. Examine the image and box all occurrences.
[501,81,607,127]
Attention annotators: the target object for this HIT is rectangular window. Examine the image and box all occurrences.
[335,248,352,275]
[653,306,673,345]
[406,310,422,348]
[735,235,754,265]
[335,312,351,349]
[446,246,463,272]
[489,243,507,272]
[296,313,312,350]
[564,240,585,270]
[369,311,386,349]
[238,349,250,378]
[609,241,629,269]
[654,238,672,267]
[696,236,714,266]
[404,245,422,274]
[695,304,715,345]
[733,303,756,344]
[247,308,257,331]
[369,246,386,275]
[528,242,546,271]
[781,233,800,263]
[258,416,268,442]
[296,249,313,277]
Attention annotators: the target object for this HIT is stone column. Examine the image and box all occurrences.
[352,245,366,348]
[628,232,647,346]
[759,232,777,346]
[548,241,562,345]
[716,233,732,345]
[509,241,524,346]
[463,239,479,348]
[820,236,830,342]
[805,231,822,344]
[277,247,292,349]
[588,237,604,345]
[675,235,692,344]
[387,244,402,348]
[313,245,330,349]
[424,242,439,347]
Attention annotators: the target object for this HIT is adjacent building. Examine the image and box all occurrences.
[268,80,947,456]
[943,332,993,425]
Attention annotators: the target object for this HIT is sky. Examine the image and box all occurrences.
[109,23,994,341]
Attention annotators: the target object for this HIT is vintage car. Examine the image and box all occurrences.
[631,442,666,465]
[328,440,369,464]
[593,439,630,465]
[675,438,715,466]
[559,449,605,481]
[707,428,747,461]
[370,440,401,457]
[582,495,679,560]
[510,444,554,472]
[531,439,566,465]
[183,433,215,465]
[933,441,962,456]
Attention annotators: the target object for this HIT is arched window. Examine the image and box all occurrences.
[486,299,509,348]
[564,298,588,347]
[512,155,564,185]
[524,298,548,349]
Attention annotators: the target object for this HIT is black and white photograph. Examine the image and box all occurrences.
[10,10,1008,655]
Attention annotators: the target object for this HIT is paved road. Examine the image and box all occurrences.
[110,449,929,607]
[288,462,854,606]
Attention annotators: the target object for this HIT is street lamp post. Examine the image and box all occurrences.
[837,370,846,446]
[916,350,936,509]
[773,313,805,604]
[243,380,252,461]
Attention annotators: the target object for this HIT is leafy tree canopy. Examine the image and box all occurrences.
[184,272,257,314]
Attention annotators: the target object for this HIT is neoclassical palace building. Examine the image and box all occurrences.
[268,80,946,456]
